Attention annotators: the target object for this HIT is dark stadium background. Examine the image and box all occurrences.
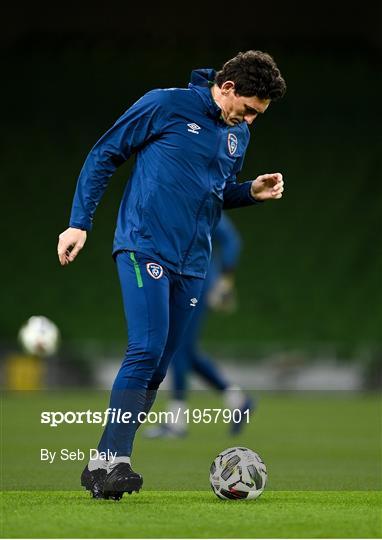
[1,1,381,388]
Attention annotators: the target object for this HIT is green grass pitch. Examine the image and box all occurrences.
[1,391,381,538]
[3,491,381,538]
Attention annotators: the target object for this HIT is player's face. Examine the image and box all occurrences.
[218,81,271,126]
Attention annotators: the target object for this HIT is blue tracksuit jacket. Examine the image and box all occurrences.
[69,68,258,278]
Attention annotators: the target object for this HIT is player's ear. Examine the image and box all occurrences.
[221,81,235,94]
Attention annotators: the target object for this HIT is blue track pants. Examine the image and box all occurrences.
[98,250,204,457]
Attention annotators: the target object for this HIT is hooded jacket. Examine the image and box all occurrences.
[69,68,258,278]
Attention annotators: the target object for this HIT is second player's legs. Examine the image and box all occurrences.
[148,273,205,391]
[171,281,228,401]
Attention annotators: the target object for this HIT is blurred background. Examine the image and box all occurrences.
[1,1,381,391]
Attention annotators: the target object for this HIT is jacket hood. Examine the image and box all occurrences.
[188,68,222,119]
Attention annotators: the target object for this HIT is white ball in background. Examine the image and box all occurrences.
[18,316,60,357]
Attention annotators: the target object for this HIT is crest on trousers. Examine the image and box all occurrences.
[227,133,238,155]
[146,262,163,279]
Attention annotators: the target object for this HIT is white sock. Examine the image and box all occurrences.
[168,400,187,432]
[88,457,107,471]
[107,455,131,472]
[224,385,246,410]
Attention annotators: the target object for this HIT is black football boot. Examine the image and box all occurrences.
[81,465,107,499]
[102,462,143,501]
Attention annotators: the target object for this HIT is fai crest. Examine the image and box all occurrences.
[227,133,238,155]
[146,262,164,279]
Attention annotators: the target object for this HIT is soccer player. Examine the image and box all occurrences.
[144,212,253,439]
[57,50,286,500]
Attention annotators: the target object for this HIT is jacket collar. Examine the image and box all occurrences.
[188,68,222,120]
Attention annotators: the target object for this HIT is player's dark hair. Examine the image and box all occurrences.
[215,50,286,100]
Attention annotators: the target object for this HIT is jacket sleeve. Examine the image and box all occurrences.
[69,90,167,231]
[223,178,258,209]
[223,142,261,209]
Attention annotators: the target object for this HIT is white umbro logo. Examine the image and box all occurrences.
[190,298,198,307]
[187,123,201,134]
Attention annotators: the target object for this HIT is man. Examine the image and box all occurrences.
[144,212,253,439]
[57,50,286,500]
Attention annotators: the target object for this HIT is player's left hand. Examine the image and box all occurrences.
[250,173,284,201]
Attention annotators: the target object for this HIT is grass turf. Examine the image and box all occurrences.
[2,391,381,537]
[2,391,381,491]
[2,490,382,538]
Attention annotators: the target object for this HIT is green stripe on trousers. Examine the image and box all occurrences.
[130,252,143,288]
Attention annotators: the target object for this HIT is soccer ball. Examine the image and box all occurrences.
[209,447,267,500]
[18,316,60,357]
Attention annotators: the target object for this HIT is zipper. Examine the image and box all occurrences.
[180,192,209,274]
[180,123,224,274]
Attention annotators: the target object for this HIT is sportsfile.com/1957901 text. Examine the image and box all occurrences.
[40,408,250,428]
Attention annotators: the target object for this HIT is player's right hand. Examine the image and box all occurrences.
[57,227,87,266]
